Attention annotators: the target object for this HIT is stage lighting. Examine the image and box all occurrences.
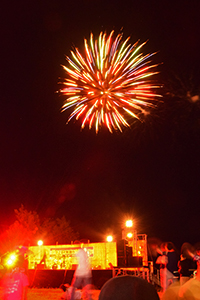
[106,235,113,242]
[125,220,133,228]
[37,240,43,246]
[5,253,17,267]
[126,232,133,239]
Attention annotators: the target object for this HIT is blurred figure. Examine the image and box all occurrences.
[165,242,179,285]
[162,281,180,300]
[98,275,159,300]
[15,246,33,273]
[69,248,92,300]
[156,242,179,292]
[156,242,168,292]
[178,243,197,285]
[2,262,29,300]
[60,283,82,300]
[178,244,200,299]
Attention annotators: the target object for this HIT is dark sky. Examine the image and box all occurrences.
[1,0,200,248]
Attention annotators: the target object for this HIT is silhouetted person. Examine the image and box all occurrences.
[166,242,179,275]
[2,259,29,300]
[172,244,200,300]
[98,275,159,300]
[156,242,168,292]
[178,243,197,285]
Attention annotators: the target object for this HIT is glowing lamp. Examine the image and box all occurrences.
[7,259,13,266]
[10,254,16,260]
[125,220,133,228]
[106,235,113,242]
[6,253,17,267]
[126,232,133,239]
[37,240,43,246]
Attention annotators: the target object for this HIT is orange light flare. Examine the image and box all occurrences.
[125,219,133,228]
[5,253,17,267]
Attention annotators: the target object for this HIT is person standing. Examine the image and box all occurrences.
[69,247,92,300]
[178,243,197,285]
[156,242,168,292]
[178,246,200,299]
[165,242,179,288]
[2,266,29,300]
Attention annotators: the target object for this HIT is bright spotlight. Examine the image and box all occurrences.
[7,259,13,266]
[5,253,17,267]
[106,235,113,242]
[126,232,133,239]
[37,240,43,246]
[10,254,16,260]
[125,220,133,228]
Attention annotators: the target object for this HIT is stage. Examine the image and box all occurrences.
[28,269,113,289]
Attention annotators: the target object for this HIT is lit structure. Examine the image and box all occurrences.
[27,221,147,270]
[122,220,148,265]
[136,234,148,266]
[28,242,117,270]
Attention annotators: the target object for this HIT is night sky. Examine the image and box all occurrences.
[1,0,200,248]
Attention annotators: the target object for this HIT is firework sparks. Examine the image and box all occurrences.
[59,31,162,133]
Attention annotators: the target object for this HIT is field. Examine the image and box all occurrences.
[0,287,101,300]
[0,287,163,299]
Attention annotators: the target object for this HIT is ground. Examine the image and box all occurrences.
[0,288,100,300]
[0,287,163,299]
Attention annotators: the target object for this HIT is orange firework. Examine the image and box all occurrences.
[59,31,162,133]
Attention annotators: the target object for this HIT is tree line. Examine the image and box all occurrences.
[0,204,79,255]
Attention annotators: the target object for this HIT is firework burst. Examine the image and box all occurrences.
[59,31,162,133]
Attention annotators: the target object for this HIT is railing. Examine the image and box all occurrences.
[112,267,150,282]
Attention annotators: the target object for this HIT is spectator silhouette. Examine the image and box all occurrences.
[178,243,197,285]
[165,242,179,287]
[98,275,159,300]
[178,244,200,299]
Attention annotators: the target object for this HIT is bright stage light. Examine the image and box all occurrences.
[125,220,133,228]
[10,254,16,260]
[7,259,13,266]
[106,235,113,242]
[37,240,43,246]
[5,253,17,267]
[126,232,133,239]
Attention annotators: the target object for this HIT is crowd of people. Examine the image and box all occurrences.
[152,241,200,299]
[1,241,200,300]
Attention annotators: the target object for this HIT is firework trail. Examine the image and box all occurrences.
[59,31,162,133]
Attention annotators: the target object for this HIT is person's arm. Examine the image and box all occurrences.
[157,248,163,255]
[187,249,200,261]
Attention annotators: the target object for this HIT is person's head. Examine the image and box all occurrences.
[99,275,159,300]
[161,242,167,253]
[166,242,175,251]
[181,242,194,259]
